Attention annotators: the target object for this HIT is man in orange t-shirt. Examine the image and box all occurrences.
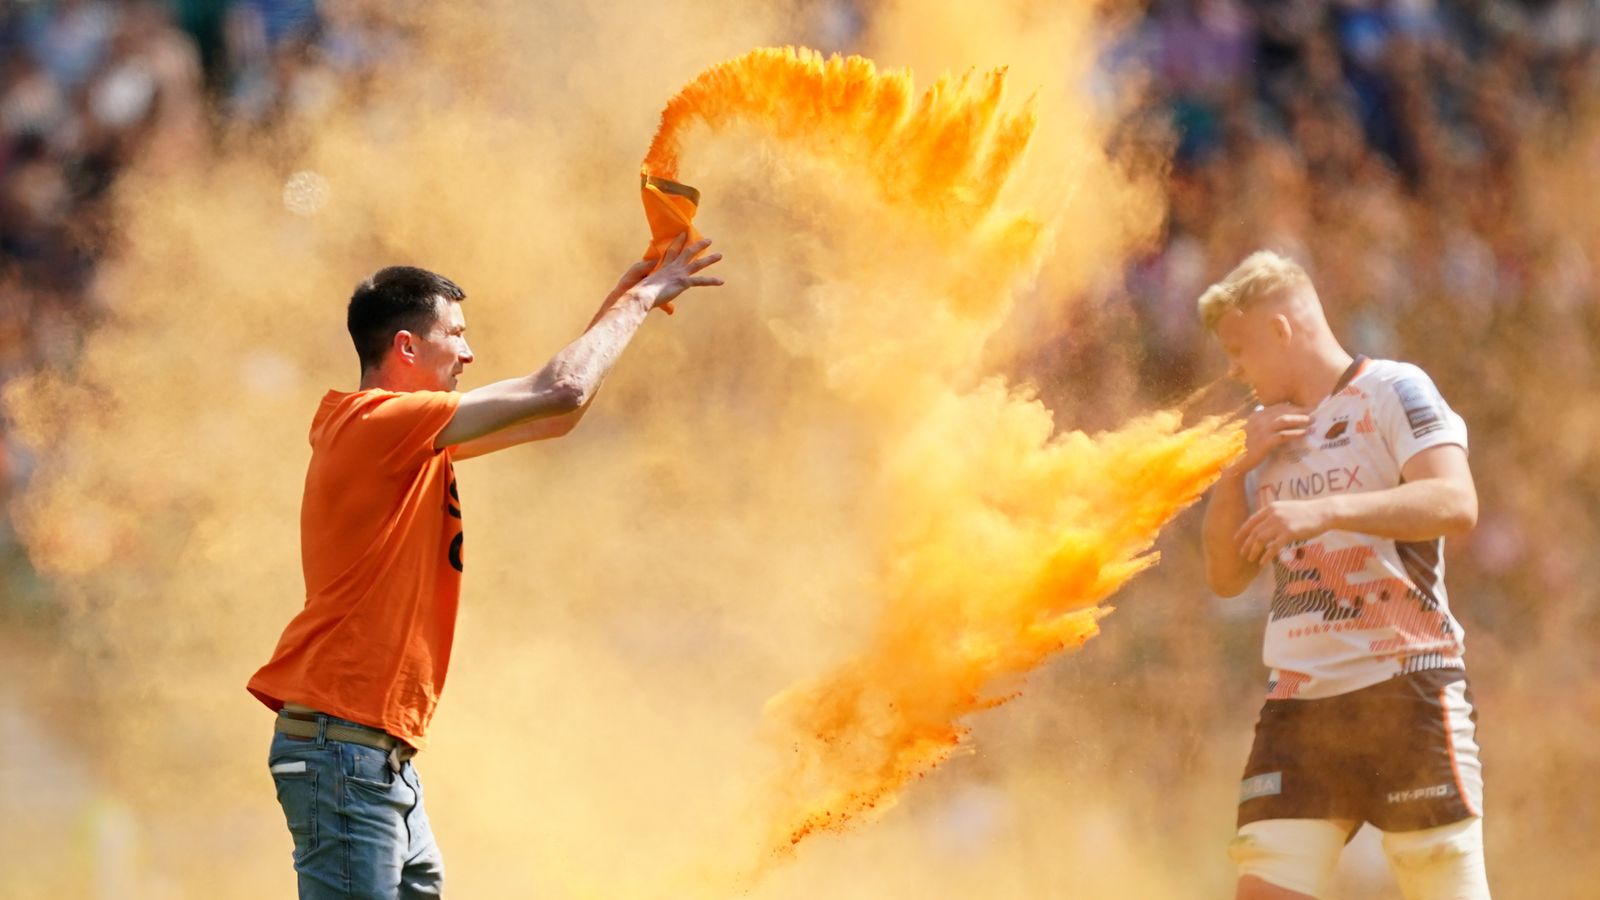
[250,234,722,899]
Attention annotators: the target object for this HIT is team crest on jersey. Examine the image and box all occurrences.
[1321,416,1351,449]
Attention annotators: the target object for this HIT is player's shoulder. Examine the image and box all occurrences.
[1355,358,1444,400]
[1357,358,1434,386]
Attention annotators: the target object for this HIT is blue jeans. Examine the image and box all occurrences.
[268,718,444,899]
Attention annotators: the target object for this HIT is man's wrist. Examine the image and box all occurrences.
[1218,460,1253,484]
[615,286,658,315]
[630,284,666,312]
[1318,495,1348,533]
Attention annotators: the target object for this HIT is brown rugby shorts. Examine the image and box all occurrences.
[1237,668,1484,833]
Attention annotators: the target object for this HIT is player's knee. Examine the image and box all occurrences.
[1380,817,1490,899]
[1229,819,1348,898]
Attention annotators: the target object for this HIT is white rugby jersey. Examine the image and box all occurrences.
[1244,357,1470,700]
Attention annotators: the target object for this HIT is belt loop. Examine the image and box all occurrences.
[315,713,328,748]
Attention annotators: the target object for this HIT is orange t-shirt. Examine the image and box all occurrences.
[248,388,464,748]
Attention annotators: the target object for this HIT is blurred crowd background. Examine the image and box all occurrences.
[3,0,1598,896]
[7,0,1599,622]
[0,0,411,600]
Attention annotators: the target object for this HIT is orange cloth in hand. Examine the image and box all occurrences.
[641,175,703,315]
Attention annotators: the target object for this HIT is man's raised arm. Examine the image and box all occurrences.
[438,236,722,452]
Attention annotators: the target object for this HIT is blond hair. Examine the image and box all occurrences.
[1196,250,1312,332]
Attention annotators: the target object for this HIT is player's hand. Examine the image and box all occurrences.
[637,234,724,310]
[1234,402,1311,473]
[1235,499,1331,565]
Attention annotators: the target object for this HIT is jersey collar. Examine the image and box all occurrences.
[1329,354,1369,397]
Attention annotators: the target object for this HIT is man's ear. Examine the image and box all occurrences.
[392,330,417,366]
[1270,313,1293,343]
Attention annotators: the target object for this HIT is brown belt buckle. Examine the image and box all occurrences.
[386,745,403,774]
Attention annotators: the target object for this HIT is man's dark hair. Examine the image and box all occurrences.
[347,266,466,372]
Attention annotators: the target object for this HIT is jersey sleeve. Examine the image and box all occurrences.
[355,391,461,473]
[1377,365,1468,469]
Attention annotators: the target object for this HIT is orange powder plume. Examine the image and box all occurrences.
[640,47,1245,860]
[643,46,1036,234]
[765,401,1241,853]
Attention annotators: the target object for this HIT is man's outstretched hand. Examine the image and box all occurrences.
[636,234,723,312]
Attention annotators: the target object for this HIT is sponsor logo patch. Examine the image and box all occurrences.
[1325,419,1349,439]
[1394,379,1443,438]
[1386,783,1455,804]
[1240,771,1283,803]
[1256,466,1363,503]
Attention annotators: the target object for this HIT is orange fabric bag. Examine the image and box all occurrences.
[640,174,702,315]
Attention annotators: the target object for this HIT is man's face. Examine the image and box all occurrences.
[413,297,473,391]
[1214,305,1290,404]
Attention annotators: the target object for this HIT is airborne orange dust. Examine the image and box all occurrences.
[636,46,1239,860]
[5,2,1457,899]
[7,3,1240,897]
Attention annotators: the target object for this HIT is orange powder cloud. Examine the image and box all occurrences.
[635,47,1242,863]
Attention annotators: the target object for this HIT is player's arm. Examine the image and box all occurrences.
[436,236,722,452]
[1235,444,1476,564]
[1203,466,1260,597]
[1202,403,1311,596]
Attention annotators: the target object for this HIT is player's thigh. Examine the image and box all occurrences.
[1237,695,1363,827]
[1238,874,1315,900]
[1363,671,1483,831]
[1229,818,1355,899]
[1380,817,1490,900]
